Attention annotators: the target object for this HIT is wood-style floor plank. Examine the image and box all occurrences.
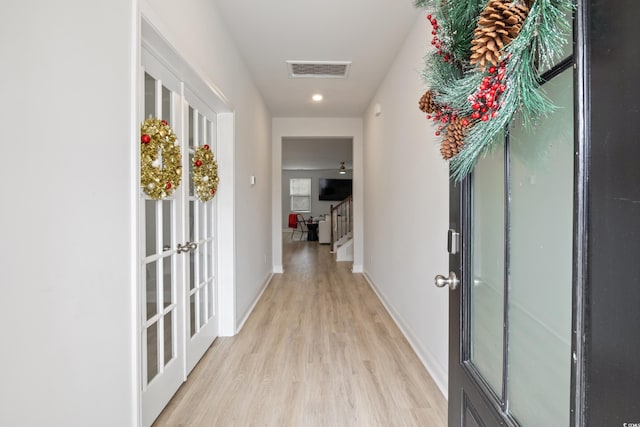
[154,239,447,426]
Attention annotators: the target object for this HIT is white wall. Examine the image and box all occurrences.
[0,1,137,426]
[363,14,450,396]
[142,0,273,331]
[272,118,364,273]
[0,1,272,425]
[282,169,353,229]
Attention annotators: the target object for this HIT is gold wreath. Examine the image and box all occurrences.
[140,118,182,200]
[193,144,220,202]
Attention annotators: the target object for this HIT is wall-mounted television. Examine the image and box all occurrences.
[319,178,352,201]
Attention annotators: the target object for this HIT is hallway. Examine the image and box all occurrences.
[154,239,447,426]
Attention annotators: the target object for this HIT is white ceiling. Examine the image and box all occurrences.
[214,0,422,117]
[282,137,353,170]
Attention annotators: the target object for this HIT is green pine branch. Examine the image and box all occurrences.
[417,0,575,181]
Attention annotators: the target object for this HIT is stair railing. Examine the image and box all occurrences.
[330,195,353,251]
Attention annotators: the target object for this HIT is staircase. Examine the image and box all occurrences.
[330,196,353,262]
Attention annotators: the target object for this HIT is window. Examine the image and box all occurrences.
[290,178,311,212]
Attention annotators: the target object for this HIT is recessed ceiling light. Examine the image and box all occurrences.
[312,94,323,102]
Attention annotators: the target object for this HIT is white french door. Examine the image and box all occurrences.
[184,98,219,372]
[140,69,185,427]
[140,53,218,426]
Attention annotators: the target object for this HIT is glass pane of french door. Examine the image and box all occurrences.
[507,67,573,426]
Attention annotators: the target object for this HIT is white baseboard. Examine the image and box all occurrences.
[235,272,273,333]
[273,264,284,274]
[351,264,363,273]
[362,271,448,399]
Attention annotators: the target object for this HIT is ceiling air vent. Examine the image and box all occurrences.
[286,61,351,78]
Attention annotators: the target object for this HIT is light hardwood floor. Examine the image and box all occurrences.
[154,238,447,426]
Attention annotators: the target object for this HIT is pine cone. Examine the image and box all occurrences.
[440,117,470,160]
[470,0,529,69]
[418,89,439,114]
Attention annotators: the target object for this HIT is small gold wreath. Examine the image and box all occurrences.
[140,118,182,200]
[193,144,220,202]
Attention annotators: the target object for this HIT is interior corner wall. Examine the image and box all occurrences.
[363,14,450,396]
[142,0,273,332]
[0,1,137,426]
[272,118,364,273]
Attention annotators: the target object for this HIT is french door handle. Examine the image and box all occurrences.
[434,272,459,290]
[177,241,198,254]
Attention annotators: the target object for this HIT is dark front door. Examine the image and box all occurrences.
[441,38,576,427]
[440,1,640,425]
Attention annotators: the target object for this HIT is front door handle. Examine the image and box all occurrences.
[434,272,459,290]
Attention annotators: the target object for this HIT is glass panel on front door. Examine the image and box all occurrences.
[470,140,505,399]
[465,66,573,426]
[507,67,573,427]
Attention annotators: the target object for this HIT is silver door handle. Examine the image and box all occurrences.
[434,272,459,290]
[177,241,198,254]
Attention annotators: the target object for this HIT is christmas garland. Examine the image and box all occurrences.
[140,118,182,200]
[193,145,220,202]
[416,0,573,180]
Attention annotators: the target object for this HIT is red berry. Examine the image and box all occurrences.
[427,14,432,20]
[435,131,441,136]
[195,159,202,167]
[426,114,431,119]
[431,39,436,45]
[203,144,210,150]
[481,115,489,121]
[471,112,480,119]
[472,103,481,110]
[141,134,151,144]
[461,118,469,126]
[166,182,172,189]
[488,66,497,74]
[161,120,168,126]
[211,188,216,194]
[492,111,499,118]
